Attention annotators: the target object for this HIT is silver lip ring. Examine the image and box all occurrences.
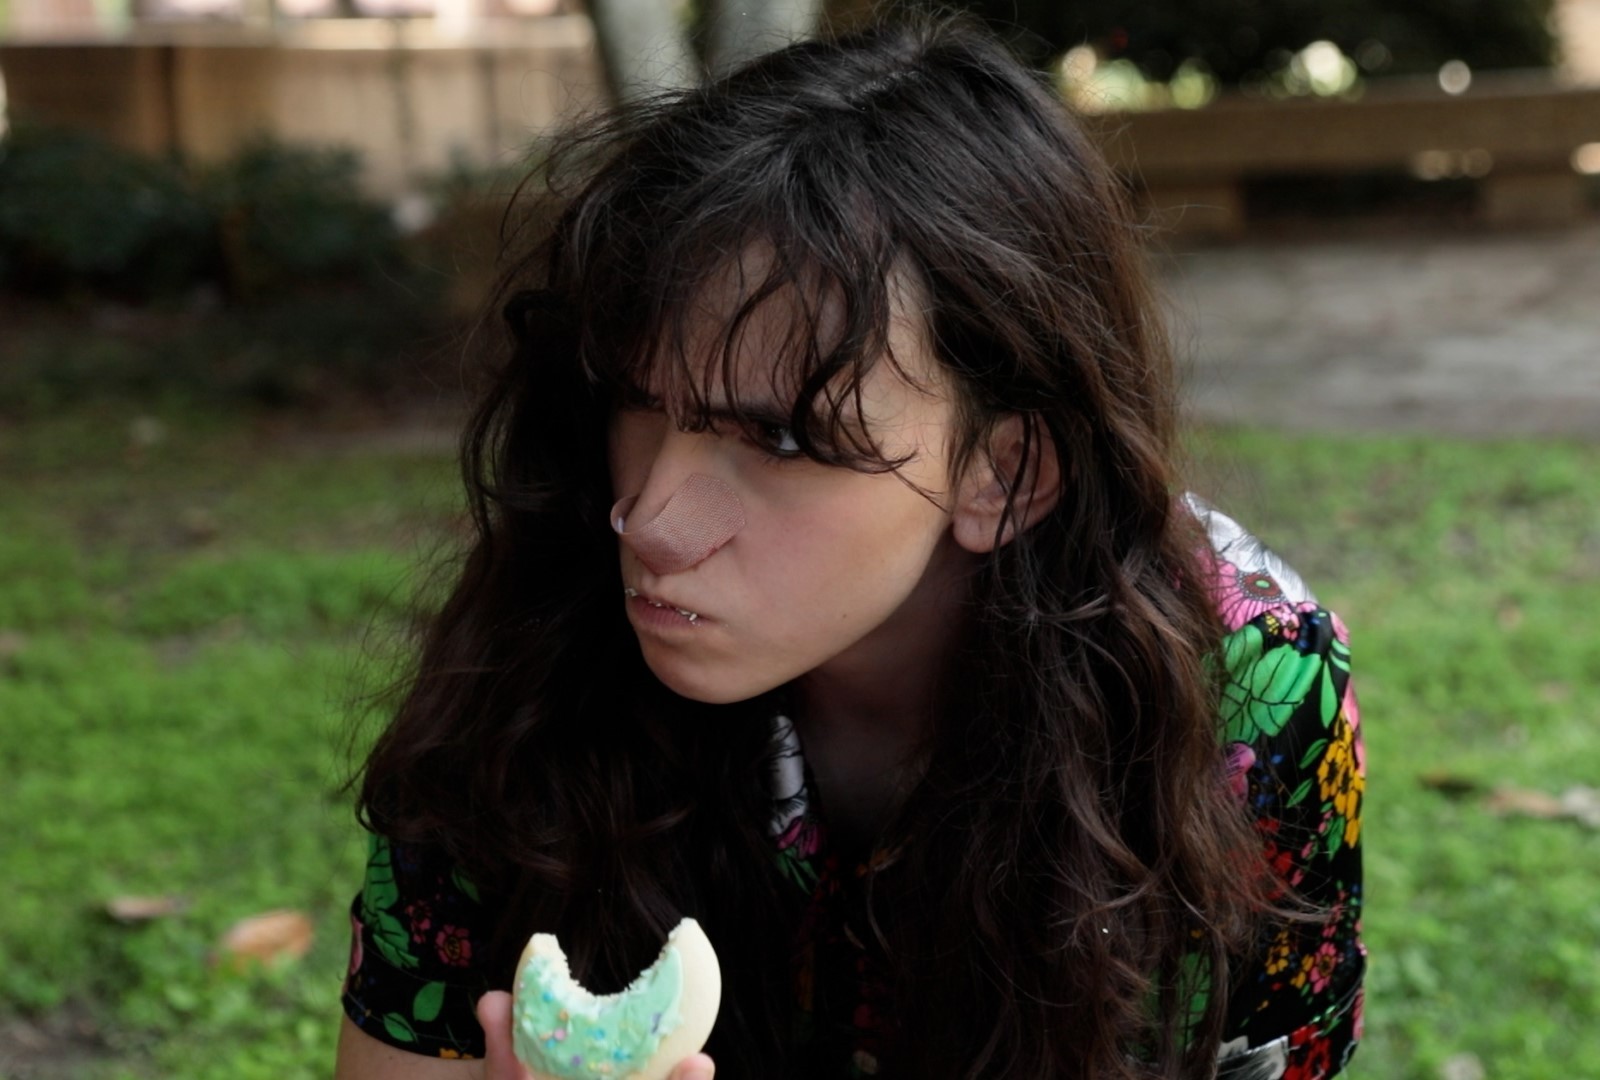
[621,586,700,622]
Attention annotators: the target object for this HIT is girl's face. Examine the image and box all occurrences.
[607,274,976,706]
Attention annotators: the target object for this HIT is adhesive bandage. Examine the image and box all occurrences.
[610,474,746,574]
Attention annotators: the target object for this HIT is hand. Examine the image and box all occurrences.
[476,992,716,1080]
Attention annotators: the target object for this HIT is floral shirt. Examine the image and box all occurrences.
[341,499,1366,1077]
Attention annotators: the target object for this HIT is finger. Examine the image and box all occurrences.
[476,991,531,1080]
[667,1052,716,1080]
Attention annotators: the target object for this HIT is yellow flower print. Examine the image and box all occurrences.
[1317,715,1365,847]
[1291,952,1315,990]
[1265,929,1293,976]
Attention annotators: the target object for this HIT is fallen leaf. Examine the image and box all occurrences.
[1418,771,1483,797]
[178,506,220,545]
[1439,1051,1485,1080]
[128,416,167,450]
[1484,784,1600,829]
[1484,786,1564,818]
[1558,786,1600,828]
[1496,601,1524,631]
[217,910,314,970]
[105,895,188,923]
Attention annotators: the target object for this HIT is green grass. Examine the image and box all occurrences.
[0,407,459,1078]
[2,409,1598,1077]
[1193,430,1600,1078]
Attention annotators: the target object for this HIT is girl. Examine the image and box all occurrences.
[336,19,1365,1080]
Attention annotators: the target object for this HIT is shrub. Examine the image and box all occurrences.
[0,125,214,298]
[203,140,405,298]
[0,129,411,301]
[0,130,455,408]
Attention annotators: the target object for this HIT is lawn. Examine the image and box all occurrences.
[2,406,1598,1078]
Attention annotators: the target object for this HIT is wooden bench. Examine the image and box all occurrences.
[1087,74,1600,234]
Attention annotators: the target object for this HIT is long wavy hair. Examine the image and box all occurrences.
[358,19,1278,1079]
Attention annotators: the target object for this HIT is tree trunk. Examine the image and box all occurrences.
[706,0,824,75]
[585,0,701,103]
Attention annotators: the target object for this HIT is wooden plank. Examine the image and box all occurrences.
[1090,79,1600,180]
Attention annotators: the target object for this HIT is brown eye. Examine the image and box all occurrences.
[752,421,802,457]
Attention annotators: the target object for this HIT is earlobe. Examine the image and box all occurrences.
[951,414,1062,554]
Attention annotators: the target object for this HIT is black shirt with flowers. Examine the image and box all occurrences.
[341,501,1365,1077]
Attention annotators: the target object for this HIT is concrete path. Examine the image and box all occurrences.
[1160,224,1600,438]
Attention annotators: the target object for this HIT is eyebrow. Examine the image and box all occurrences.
[620,384,791,423]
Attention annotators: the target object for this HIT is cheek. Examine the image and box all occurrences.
[751,486,946,603]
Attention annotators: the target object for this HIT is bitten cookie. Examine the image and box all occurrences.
[511,918,721,1080]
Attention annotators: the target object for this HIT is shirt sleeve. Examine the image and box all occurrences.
[1214,603,1366,1080]
[341,832,494,1059]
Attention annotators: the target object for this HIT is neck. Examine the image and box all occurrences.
[790,537,974,847]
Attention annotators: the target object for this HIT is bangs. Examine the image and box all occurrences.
[559,125,928,471]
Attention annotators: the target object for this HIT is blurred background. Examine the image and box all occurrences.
[1,0,1597,1077]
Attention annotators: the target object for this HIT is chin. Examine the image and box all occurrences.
[640,652,776,706]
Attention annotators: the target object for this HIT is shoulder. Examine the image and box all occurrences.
[1185,493,1320,631]
[1185,496,1367,1079]
[342,833,494,1059]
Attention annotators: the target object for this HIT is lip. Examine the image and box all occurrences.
[624,586,709,629]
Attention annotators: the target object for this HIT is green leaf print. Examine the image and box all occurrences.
[1298,738,1330,770]
[363,834,401,913]
[383,1012,418,1042]
[775,848,819,891]
[1287,777,1315,808]
[360,835,418,971]
[371,911,416,971]
[1330,635,1351,675]
[1324,815,1346,858]
[413,981,446,1023]
[1220,624,1327,743]
[451,868,481,904]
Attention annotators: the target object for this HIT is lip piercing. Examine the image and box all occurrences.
[622,586,699,622]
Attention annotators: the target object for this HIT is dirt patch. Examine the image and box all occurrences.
[0,1002,117,1079]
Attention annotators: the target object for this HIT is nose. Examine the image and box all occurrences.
[611,473,746,574]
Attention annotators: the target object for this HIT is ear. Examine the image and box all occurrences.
[951,413,1062,554]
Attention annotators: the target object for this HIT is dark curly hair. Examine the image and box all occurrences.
[358,17,1280,1079]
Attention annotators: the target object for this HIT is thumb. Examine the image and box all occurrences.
[476,990,533,1080]
[668,1052,716,1080]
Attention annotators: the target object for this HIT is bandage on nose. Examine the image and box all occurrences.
[611,473,746,574]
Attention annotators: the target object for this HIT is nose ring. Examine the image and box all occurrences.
[610,473,746,574]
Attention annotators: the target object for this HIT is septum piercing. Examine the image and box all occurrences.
[623,586,700,623]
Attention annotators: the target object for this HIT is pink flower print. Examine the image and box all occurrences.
[1343,680,1363,735]
[348,914,365,977]
[1202,551,1292,631]
[1330,610,1351,646]
[1225,742,1256,803]
[405,900,434,945]
[435,925,472,967]
[777,813,822,859]
[1306,941,1340,994]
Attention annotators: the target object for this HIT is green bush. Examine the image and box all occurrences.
[0,129,456,408]
[0,128,410,301]
[204,140,404,298]
[0,125,214,297]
